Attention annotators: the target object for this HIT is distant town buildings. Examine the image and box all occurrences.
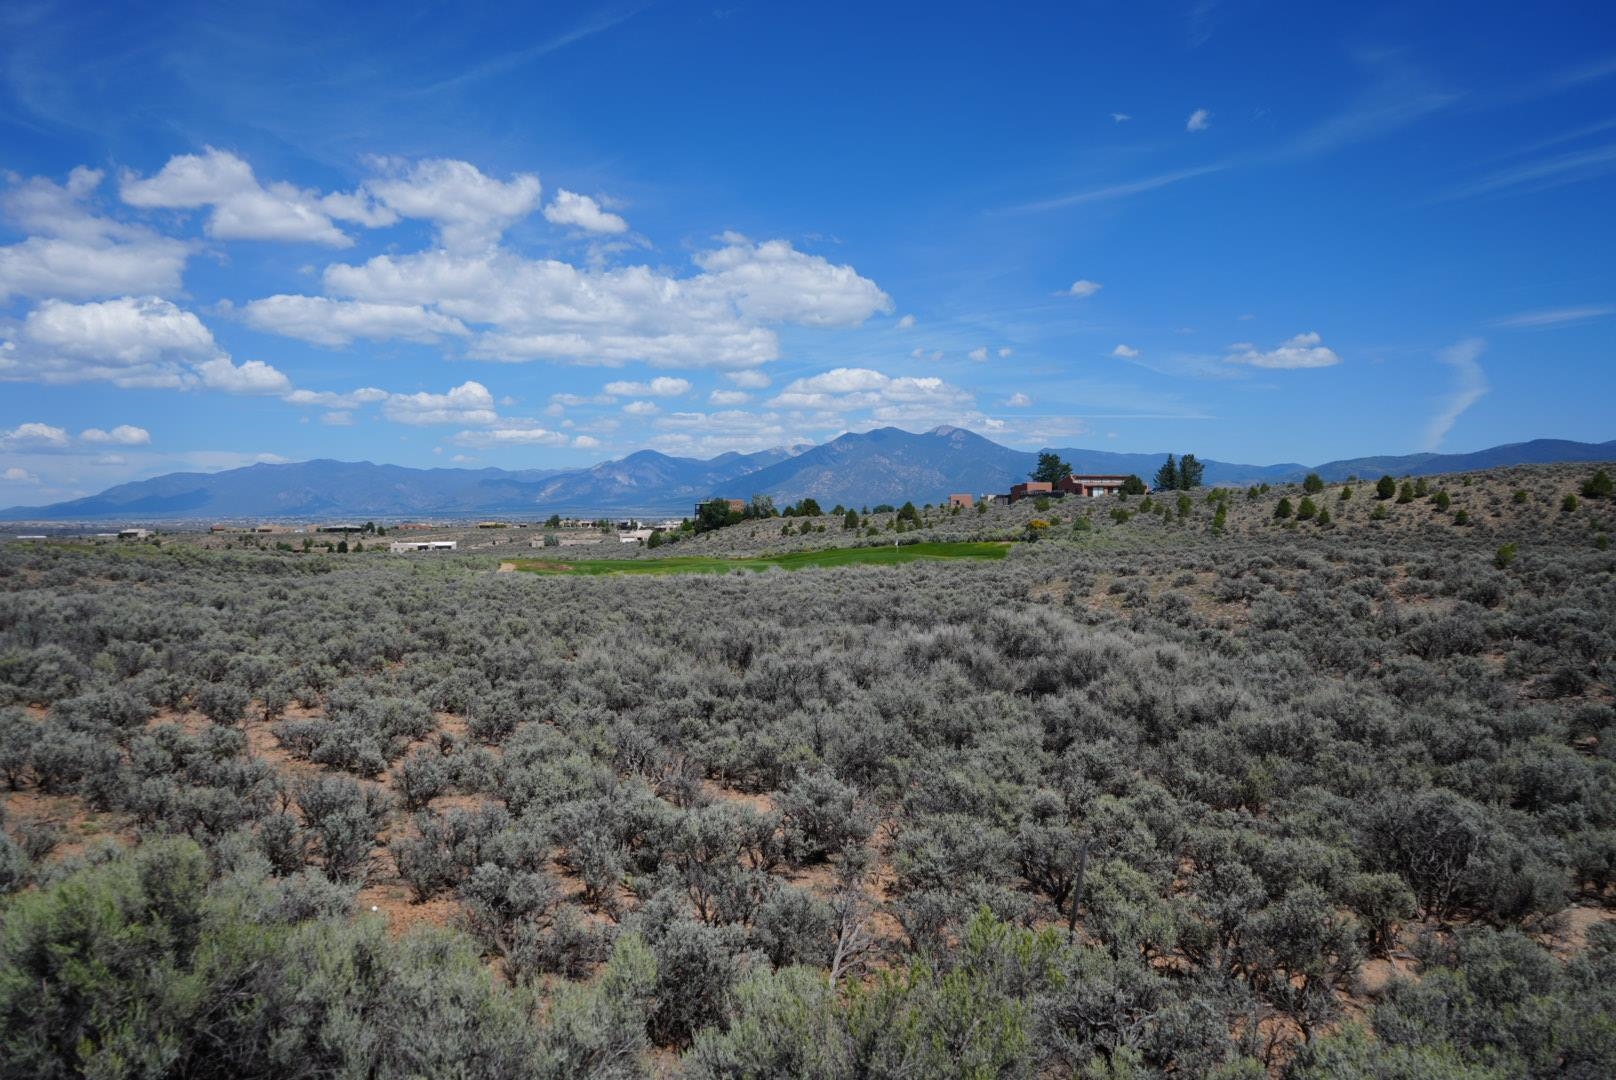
[117,528,152,540]
[389,540,457,553]
[947,493,974,509]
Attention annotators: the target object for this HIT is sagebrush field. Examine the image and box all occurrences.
[2,462,1614,1078]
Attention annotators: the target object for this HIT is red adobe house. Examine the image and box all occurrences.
[947,493,974,509]
[1008,481,1053,503]
[1058,474,1131,497]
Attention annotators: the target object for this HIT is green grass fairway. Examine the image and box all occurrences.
[512,541,1010,576]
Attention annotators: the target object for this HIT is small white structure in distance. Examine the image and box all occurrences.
[389,540,457,553]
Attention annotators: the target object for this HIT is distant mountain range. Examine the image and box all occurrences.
[3,427,1612,521]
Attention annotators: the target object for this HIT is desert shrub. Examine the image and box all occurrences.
[395,743,452,809]
[459,862,561,955]
[195,681,250,724]
[0,831,28,893]
[0,839,548,1078]
[644,917,757,1048]
[777,769,871,865]
[1582,469,1613,499]
[0,709,34,788]
[296,775,390,882]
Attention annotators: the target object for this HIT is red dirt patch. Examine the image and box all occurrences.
[1544,905,1616,959]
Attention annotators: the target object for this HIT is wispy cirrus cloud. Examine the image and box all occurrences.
[1438,143,1616,203]
[1424,339,1487,450]
[1491,304,1615,329]
[1004,164,1228,213]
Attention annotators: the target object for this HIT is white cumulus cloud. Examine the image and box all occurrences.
[724,370,772,389]
[382,381,499,426]
[298,232,887,371]
[1,422,71,448]
[197,357,293,395]
[3,296,218,387]
[603,376,690,397]
[365,158,541,251]
[1068,279,1103,297]
[120,147,368,247]
[1112,344,1140,358]
[451,425,568,448]
[544,190,628,234]
[1225,331,1340,369]
[240,295,469,346]
[80,425,150,445]
[1,168,191,301]
[1187,108,1211,132]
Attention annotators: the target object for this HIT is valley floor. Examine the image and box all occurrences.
[2,461,1614,1078]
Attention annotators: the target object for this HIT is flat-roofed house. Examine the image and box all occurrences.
[1058,474,1132,497]
[389,540,457,552]
[1008,481,1053,503]
[947,493,974,509]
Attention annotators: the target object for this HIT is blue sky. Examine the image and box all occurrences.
[2,1,1612,503]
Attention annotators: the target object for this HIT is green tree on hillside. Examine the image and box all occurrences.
[1376,475,1397,500]
[695,500,741,534]
[1178,454,1204,489]
[1583,469,1613,499]
[1154,455,1179,491]
[1303,473,1324,493]
[1119,475,1146,496]
[1029,452,1072,485]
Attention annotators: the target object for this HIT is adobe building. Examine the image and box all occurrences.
[1058,474,1132,497]
[947,493,974,509]
[1008,481,1053,503]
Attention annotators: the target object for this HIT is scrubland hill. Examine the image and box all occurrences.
[1,461,1613,1078]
